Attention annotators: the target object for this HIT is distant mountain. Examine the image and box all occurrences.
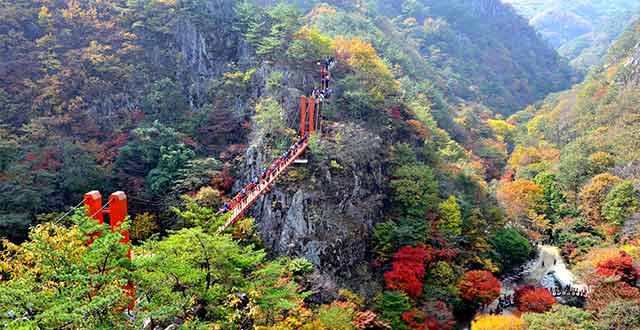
[504,0,640,72]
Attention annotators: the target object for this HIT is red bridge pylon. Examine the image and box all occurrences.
[83,190,135,310]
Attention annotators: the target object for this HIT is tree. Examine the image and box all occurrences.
[472,315,525,330]
[578,173,621,224]
[496,179,545,231]
[438,196,463,236]
[517,288,556,313]
[534,172,570,224]
[390,165,439,220]
[490,228,532,272]
[384,245,434,297]
[401,301,454,330]
[376,291,411,330]
[133,227,266,327]
[0,213,132,329]
[146,144,195,196]
[523,305,597,330]
[595,251,638,284]
[249,259,312,327]
[602,181,639,226]
[457,270,501,306]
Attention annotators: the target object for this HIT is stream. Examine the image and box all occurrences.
[482,244,588,314]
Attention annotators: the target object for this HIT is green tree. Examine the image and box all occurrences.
[133,227,265,327]
[490,228,532,272]
[146,144,195,196]
[390,164,439,220]
[602,181,639,226]
[0,212,132,329]
[376,291,410,330]
[534,172,570,223]
[438,195,463,236]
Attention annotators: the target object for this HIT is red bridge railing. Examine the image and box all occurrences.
[218,136,310,231]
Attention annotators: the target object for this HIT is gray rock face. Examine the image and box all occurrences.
[243,122,386,296]
[621,42,640,86]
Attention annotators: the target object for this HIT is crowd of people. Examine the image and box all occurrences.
[217,58,335,216]
[217,135,309,215]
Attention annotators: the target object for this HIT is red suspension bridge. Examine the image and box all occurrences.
[51,59,334,310]
[217,60,334,230]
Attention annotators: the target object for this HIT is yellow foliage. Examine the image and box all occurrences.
[472,315,525,330]
[331,36,397,93]
[508,146,559,169]
[0,223,85,279]
[487,118,516,139]
[130,212,159,241]
[496,179,545,230]
[588,151,614,169]
[294,26,333,58]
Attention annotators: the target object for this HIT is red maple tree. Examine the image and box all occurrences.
[596,251,638,284]
[401,302,454,330]
[457,270,501,305]
[384,245,434,297]
[517,287,556,313]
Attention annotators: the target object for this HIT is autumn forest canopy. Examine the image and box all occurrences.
[1,0,640,329]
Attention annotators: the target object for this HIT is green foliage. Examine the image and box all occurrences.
[146,144,195,196]
[534,172,570,223]
[318,303,356,330]
[522,305,597,330]
[286,258,314,277]
[0,212,132,329]
[249,258,311,319]
[143,78,190,124]
[253,97,289,140]
[376,291,410,330]
[602,181,639,226]
[490,228,532,271]
[438,196,463,236]
[390,164,439,220]
[597,299,640,330]
[133,227,265,326]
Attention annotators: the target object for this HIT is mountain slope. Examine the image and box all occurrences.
[505,0,640,72]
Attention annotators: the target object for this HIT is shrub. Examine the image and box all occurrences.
[472,314,525,330]
[523,305,597,330]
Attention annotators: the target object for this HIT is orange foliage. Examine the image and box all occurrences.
[596,251,638,284]
[579,173,622,224]
[496,179,544,226]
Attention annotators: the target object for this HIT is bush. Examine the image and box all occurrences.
[472,314,525,330]
[523,305,597,330]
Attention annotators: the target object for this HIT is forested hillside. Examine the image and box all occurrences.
[492,19,640,329]
[504,0,640,72]
[0,0,617,329]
